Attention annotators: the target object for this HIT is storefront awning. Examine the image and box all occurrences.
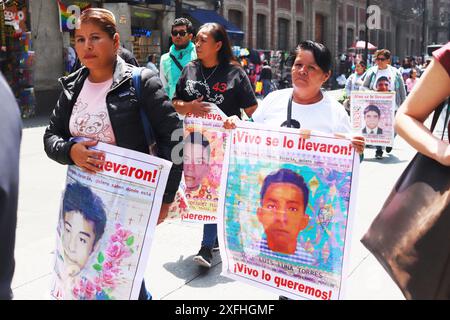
[184,8,244,40]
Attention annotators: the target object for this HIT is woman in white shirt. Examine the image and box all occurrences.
[343,60,366,114]
[345,60,366,97]
[224,40,365,301]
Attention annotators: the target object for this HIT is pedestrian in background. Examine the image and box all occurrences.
[260,60,273,97]
[395,42,450,166]
[345,60,366,97]
[172,23,258,268]
[362,49,406,159]
[362,49,406,110]
[118,45,139,67]
[146,53,159,74]
[399,57,412,84]
[343,60,366,115]
[160,18,197,99]
[43,8,182,300]
[405,69,418,95]
[0,72,22,300]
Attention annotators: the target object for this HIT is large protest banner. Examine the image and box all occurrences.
[217,122,360,300]
[172,105,229,223]
[51,141,171,300]
[350,91,395,147]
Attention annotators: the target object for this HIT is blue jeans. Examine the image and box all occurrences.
[201,224,217,249]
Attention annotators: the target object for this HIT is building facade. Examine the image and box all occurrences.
[427,0,450,45]
[221,0,449,58]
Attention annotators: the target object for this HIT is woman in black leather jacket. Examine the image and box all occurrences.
[43,8,182,299]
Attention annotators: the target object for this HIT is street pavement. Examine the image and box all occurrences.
[11,113,414,300]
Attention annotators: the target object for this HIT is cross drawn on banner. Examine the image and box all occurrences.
[135,232,142,252]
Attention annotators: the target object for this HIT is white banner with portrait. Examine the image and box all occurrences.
[50,141,171,300]
[217,122,360,300]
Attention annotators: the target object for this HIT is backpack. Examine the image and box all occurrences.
[132,67,158,155]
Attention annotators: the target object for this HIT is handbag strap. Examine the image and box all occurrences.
[169,53,184,71]
[132,67,156,149]
[286,95,293,128]
[441,99,450,141]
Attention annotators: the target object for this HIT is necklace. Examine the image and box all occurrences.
[200,63,219,84]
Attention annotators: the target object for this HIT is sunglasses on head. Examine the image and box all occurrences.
[171,30,187,37]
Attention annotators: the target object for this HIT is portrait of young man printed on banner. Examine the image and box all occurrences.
[255,169,315,265]
[53,180,143,300]
[54,182,107,299]
[362,104,384,136]
[225,161,353,284]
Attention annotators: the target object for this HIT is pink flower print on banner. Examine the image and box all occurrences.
[99,270,116,288]
[94,277,104,292]
[84,279,97,299]
[72,281,82,299]
[70,223,135,300]
[72,278,96,300]
[102,260,120,275]
[207,164,222,190]
[106,241,132,262]
[111,226,132,243]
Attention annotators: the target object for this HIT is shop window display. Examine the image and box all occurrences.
[1,0,36,118]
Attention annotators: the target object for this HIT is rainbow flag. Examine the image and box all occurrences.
[57,0,91,32]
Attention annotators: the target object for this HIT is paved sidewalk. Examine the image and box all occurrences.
[12,119,412,300]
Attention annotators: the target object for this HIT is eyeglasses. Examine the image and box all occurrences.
[376,58,387,61]
[171,30,187,37]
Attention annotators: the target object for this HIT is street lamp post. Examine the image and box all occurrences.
[422,0,427,61]
[364,0,370,64]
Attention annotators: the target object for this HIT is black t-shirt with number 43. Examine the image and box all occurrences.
[174,60,257,118]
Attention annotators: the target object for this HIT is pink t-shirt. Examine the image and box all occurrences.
[69,78,116,145]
